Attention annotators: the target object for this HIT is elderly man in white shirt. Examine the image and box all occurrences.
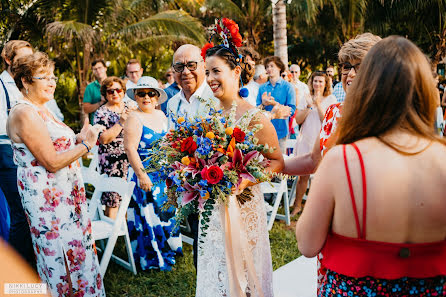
[0,40,35,266]
[166,44,218,269]
[290,64,310,106]
[167,44,218,129]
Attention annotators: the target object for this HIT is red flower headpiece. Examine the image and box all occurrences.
[201,18,243,61]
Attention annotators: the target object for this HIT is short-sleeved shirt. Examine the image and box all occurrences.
[320,103,342,155]
[332,83,346,103]
[83,80,102,123]
[295,80,310,109]
[256,78,296,140]
[161,82,181,114]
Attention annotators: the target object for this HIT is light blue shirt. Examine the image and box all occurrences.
[256,78,296,139]
[333,83,346,103]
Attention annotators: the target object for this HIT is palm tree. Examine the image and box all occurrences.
[272,0,288,66]
[366,0,446,69]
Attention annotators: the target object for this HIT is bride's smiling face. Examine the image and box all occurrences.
[205,55,241,99]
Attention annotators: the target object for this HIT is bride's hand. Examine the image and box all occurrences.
[232,179,255,195]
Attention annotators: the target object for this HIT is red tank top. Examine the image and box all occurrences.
[321,143,446,279]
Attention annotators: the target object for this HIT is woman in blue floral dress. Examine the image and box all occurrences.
[124,77,182,271]
[7,52,105,296]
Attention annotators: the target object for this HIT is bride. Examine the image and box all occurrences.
[195,45,284,296]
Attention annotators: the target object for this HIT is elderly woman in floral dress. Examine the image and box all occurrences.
[7,52,105,296]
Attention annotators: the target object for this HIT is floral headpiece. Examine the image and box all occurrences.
[201,18,249,97]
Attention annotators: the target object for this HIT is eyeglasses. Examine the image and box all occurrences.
[172,61,201,73]
[340,62,361,75]
[33,76,58,83]
[106,88,123,95]
[136,90,159,98]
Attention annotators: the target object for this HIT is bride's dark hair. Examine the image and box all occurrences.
[205,46,255,85]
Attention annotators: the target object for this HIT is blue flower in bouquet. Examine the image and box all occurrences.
[196,137,212,155]
[198,179,208,187]
[220,118,226,124]
[173,174,182,186]
[199,189,208,197]
[177,186,185,193]
[226,181,233,189]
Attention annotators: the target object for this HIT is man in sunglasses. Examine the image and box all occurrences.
[83,59,108,123]
[166,44,218,270]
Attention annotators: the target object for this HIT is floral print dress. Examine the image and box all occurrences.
[12,101,105,297]
[94,101,137,208]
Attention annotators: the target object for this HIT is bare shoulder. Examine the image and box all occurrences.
[155,109,167,120]
[9,104,40,125]
[319,145,345,172]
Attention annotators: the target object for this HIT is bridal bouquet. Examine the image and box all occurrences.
[146,102,274,236]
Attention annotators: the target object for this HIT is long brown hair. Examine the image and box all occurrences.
[308,71,332,97]
[336,36,446,151]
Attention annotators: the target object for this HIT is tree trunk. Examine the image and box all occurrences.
[272,0,288,67]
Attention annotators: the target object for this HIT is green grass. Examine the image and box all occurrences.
[102,220,301,297]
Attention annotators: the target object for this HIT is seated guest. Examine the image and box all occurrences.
[256,56,296,153]
[124,77,182,271]
[94,76,137,219]
[7,52,105,296]
[296,36,446,296]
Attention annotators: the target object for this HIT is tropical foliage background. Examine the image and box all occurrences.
[1,0,445,129]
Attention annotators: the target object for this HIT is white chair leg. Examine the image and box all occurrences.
[267,189,284,231]
[123,226,137,275]
[99,234,119,277]
[283,186,290,225]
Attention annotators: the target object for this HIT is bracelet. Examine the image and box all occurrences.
[81,140,91,153]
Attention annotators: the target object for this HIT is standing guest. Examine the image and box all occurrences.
[125,59,144,89]
[325,65,339,87]
[164,67,175,87]
[167,44,218,269]
[7,52,105,296]
[161,67,181,115]
[239,47,261,106]
[332,75,346,103]
[292,71,336,215]
[290,64,310,110]
[94,76,137,219]
[282,33,382,294]
[297,36,446,297]
[83,59,108,123]
[256,56,296,152]
[254,64,268,84]
[0,40,34,265]
[124,76,182,271]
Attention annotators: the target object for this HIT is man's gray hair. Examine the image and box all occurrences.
[253,64,266,80]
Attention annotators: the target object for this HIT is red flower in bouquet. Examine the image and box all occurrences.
[201,42,214,61]
[181,136,197,155]
[233,127,246,143]
[201,165,224,184]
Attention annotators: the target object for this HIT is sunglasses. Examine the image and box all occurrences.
[340,62,361,74]
[106,88,123,95]
[135,90,159,98]
[172,61,201,73]
[290,71,298,74]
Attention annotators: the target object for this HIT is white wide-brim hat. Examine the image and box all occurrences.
[126,76,168,105]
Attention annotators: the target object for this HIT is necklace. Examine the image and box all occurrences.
[138,106,144,113]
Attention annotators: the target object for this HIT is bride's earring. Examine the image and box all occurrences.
[25,88,28,95]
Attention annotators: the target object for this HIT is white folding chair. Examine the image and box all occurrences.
[82,168,137,276]
[262,178,290,230]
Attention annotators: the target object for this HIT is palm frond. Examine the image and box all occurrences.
[288,0,323,24]
[204,0,244,20]
[113,10,206,45]
[46,20,99,46]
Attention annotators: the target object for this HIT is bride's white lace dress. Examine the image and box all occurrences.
[196,110,274,297]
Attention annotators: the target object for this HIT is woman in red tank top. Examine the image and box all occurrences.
[296,36,446,296]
